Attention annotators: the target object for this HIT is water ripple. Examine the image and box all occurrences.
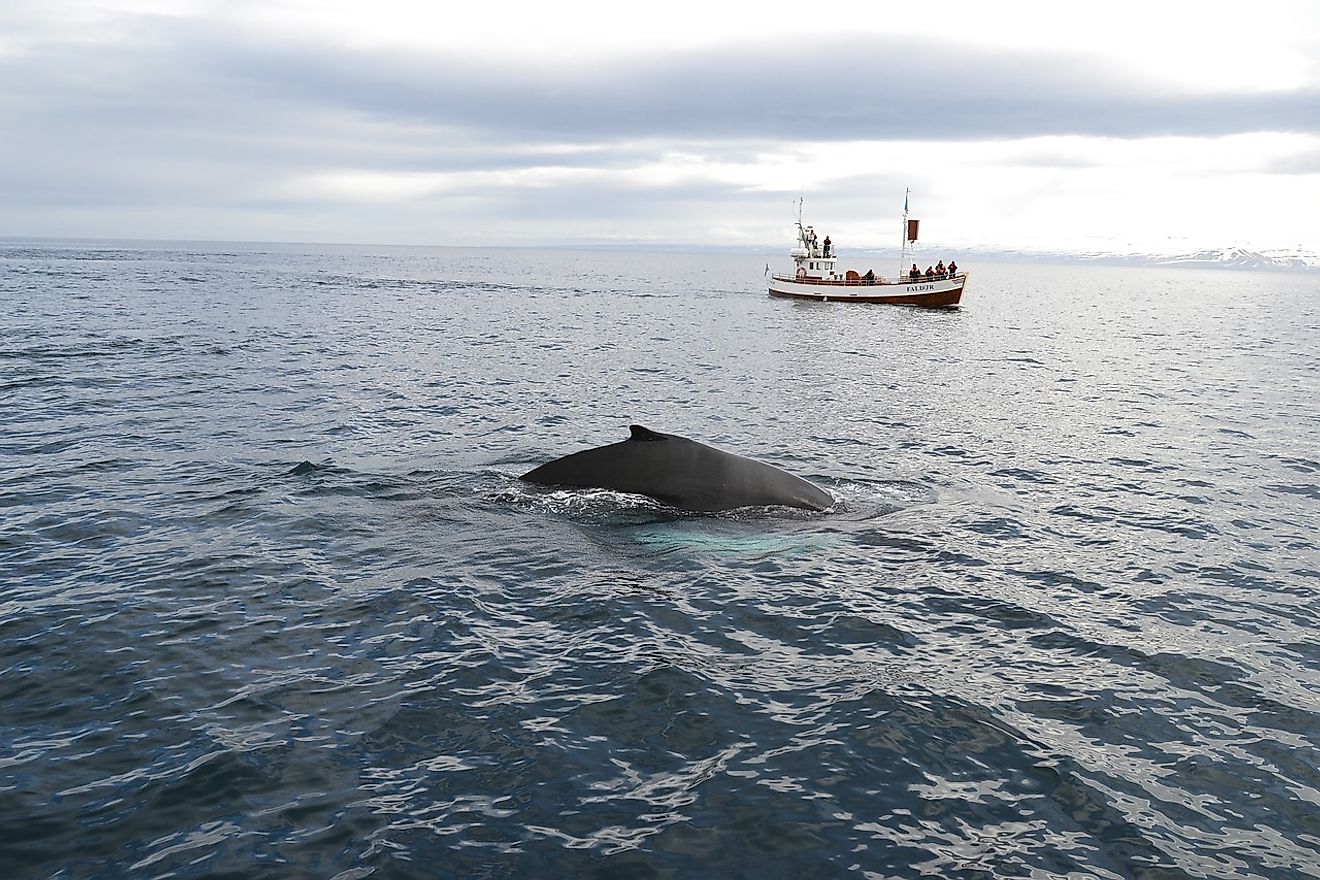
[1,243,1317,878]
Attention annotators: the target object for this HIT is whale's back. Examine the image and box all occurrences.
[521,425,833,512]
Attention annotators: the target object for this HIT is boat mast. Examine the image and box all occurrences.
[899,188,910,278]
[795,194,806,248]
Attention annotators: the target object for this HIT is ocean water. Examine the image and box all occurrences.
[1,239,1317,880]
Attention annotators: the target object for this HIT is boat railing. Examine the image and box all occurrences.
[771,272,964,286]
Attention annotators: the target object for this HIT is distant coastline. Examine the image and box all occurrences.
[548,242,1320,273]
[3,236,1316,273]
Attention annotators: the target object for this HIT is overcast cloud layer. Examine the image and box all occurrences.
[3,1,1318,253]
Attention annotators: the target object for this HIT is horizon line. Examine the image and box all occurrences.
[1,234,1315,270]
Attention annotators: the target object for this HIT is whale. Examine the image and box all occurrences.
[520,425,834,513]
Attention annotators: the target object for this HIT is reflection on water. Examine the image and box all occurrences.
[1,241,1317,878]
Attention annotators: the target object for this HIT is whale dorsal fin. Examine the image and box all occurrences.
[629,424,668,442]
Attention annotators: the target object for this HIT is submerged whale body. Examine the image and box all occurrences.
[520,425,834,513]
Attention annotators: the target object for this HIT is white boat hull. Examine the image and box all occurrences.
[768,273,966,307]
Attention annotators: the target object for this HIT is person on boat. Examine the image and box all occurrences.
[925,266,935,279]
[864,269,875,282]
[948,260,958,276]
[823,236,832,258]
[909,263,920,281]
[935,260,945,278]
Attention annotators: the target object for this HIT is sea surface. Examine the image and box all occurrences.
[1,239,1317,880]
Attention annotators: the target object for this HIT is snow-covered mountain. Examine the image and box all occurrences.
[622,241,1320,272]
[1151,247,1316,271]
[894,244,1320,272]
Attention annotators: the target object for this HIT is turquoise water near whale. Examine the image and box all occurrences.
[1,239,1317,879]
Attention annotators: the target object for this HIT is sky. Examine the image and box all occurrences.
[2,0,1318,255]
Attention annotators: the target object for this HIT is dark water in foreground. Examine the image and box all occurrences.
[1,240,1317,879]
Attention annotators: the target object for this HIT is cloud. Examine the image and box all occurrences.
[195,33,1320,142]
[6,16,1319,147]
[1,7,1317,251]
[1263,148,1320,175]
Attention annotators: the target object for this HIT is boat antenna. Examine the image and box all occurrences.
[899,187,911,278]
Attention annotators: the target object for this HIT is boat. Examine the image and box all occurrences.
[767,191,967,307]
